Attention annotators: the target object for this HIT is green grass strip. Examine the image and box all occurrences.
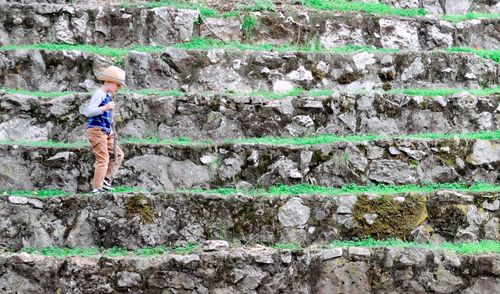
[446,47,500,63]
[0,130,498,149]
[0,186,142,198]
[0,43,164,58]
[301,0,425,17]
[8,240,500,258]
[184,182,500,197]
[330,238,500,255]
[390,86,500,97]
[0,88,78,98]
[3,182,498,199]
[17,242,199,258]
[173,37,400,53]
[3,86,499,99]
[1,41,499,63]
[443,12,500,22]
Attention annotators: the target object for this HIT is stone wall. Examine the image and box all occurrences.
[1,91,497,142]
[1,49,498,92]
[0,248,499,293]
[1,3,499,49]
[0,139,498,192]
[1,191,498,248]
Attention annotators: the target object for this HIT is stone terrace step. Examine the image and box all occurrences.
[0,247,499,293]
[1,48,498,92]
[1,91,498,142]
[0,138,498,192]
[1,190,498,248]
[1,3,499,49]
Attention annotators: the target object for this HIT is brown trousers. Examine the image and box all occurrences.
[87,127,124,189]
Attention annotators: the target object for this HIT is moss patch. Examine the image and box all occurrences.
[352,194,428,239]
[125,195,154,224]
[427,203,467,239]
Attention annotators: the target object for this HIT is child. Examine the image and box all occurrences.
[84,66,126,194]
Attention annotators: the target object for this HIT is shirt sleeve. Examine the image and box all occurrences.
[84,90,105,117]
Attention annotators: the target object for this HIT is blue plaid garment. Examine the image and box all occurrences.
[87,93,113,134]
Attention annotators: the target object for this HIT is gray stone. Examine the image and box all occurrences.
[353,52,376,71]
[218,156,244,180]
[44,152,76,168]
[464,277,500,294]
[433,250,461,268]
[201,18,241,42]
[203,240,229,252]
[320,248,343,261]
[124,155,174,190]
[272,80,295,93]
[65,209,95,247]
[146,8,198,45]
[379,19,420,50]
[320,20,365,48]
[255,253,274,264]
[27,198,44,209]
[363,213,378,225]
[428,265,464,293]
[199,64,251,93]
[336,196,357,214]
[169,160,211,188]
[122,119,149,139]
[0,118,48,141]
[399,249,428,267]
[482,200,500,211]
[435,190,474,203]
[172,254,201,266]
[287,66,313,81]
[368,160,418,184]
[4,74,28,89]
[0,271,44,294]
[278,198,310,227]
[411,225,431,243]
[401,57,425,81]
[444,0,472,14]
[467,140,500,165]
[266,98,294,115]
[117,271,142,288]
[8,196,28,205]
[484,217,499,240]
[348,247,371,258]
[423,0,444,14]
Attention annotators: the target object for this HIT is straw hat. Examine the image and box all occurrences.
[97,66,127,87]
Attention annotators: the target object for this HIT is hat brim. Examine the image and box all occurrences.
[97,75,127,87]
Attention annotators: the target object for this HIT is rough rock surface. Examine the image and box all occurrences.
[1,3,499,49]
[1,49,498,92]
[0,138,498,192]
[0,191,497,248]
[1,91,497,141]
[0,248,499,293]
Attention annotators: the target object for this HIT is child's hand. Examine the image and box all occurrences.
[103,101,115,111]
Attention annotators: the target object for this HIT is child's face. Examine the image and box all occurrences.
[105,82,121,95]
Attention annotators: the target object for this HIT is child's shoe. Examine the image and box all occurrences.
[103,178,114,191]
[92,188,106,195]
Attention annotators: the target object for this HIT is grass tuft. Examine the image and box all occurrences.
[390,86,500,97]
[446,47,500,63]
[301,0,426,17]
[0,130,498,149]
[185,182,500,197]
[330,238,500,255]
[2,41,499,63]
[443,12,500,22]
[13,240,500,258]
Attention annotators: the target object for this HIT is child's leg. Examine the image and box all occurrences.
[87,127,110,189]
[106,133,124,180]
